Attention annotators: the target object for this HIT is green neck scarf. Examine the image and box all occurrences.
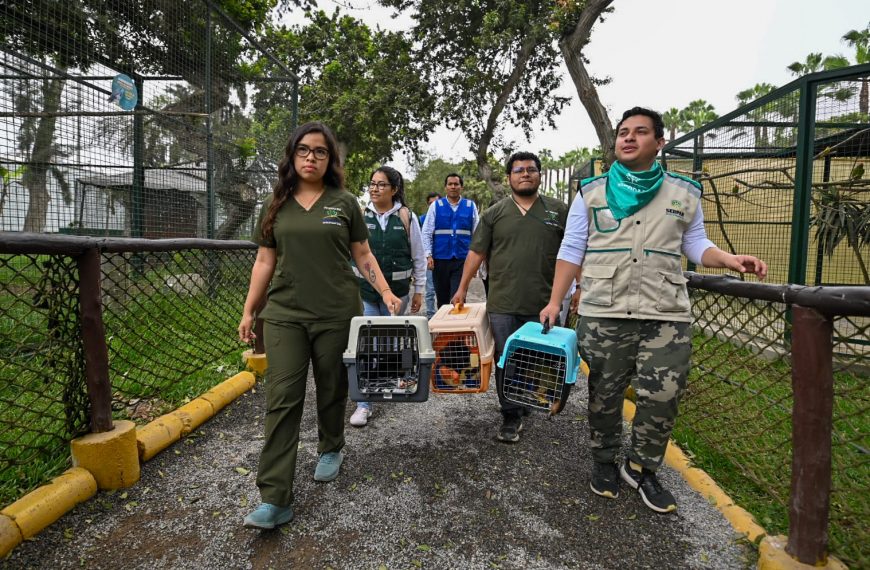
[606,160,664,220]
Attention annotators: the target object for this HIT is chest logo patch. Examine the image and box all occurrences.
[322,206,344,226]
[665,207,685,219]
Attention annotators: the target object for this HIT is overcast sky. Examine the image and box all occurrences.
[285,0,870,175]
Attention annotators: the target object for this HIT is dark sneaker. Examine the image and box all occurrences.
[590,462,619,499]
[620,459,677,513]
[243,503,294,529]
[497,415,524,443]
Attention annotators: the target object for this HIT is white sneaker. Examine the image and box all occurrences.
[349,406,371,427]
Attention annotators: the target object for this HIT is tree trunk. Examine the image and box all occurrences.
[215,182,257,240]
[22,70,66,233]
[559,0,616,168]
[860,79,868,117]
[474,33,539,202]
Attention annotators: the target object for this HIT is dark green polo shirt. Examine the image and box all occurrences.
[254,188,368,322]
[470,194,568,315]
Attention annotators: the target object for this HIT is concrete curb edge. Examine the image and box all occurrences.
[0,371,256,559]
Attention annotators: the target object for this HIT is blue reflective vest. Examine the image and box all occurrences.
[432,198,475,260]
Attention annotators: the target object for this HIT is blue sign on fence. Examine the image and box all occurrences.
[109,74,138,111]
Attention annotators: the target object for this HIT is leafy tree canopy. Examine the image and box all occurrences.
[253,9,438,193]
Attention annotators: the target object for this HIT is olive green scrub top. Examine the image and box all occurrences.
[254,188,369,322]
[470,194,568,315]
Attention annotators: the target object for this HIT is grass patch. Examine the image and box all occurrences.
[0,262,251,508]
[677,329,868,568]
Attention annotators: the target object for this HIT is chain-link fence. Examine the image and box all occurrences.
[676,276,868,568]
[0,0,297,240]
[0,237,256,509]
[0,253,89,506]
[662,65,870,286]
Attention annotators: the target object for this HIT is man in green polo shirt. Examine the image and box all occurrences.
[451,151,569,443]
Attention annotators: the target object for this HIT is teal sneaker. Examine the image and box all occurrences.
[243,503,294,530]
[314,450,345,482]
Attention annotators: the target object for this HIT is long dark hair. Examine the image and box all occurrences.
[262,121,345,240]
[371,165,407,207]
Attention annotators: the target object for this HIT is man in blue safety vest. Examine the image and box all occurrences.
[421,173,480,307]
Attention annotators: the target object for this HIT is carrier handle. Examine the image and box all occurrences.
[449,302,470,315]
[542,317,551,334]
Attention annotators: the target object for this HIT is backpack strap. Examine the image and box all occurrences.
[397,206,411,237]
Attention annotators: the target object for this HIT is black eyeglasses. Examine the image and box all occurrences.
[511,166,540,175]
[368,181,392,190]
[295,145,329,160]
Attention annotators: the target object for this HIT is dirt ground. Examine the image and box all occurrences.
[4,281,753,570]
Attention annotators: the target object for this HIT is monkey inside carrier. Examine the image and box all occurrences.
[343,316,433,403]
[428,303,494,394]
[498,320,583,415]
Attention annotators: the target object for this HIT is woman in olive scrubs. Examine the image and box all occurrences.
[238,121,401,529]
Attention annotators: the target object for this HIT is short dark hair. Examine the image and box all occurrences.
[444,173,464,186]
[615,107,665,139]
[425,191,441,202]
[505,151,541,175]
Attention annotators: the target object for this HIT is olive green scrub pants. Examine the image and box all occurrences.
[256,319,351,507]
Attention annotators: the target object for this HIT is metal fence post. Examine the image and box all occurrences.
[77,247,114,433]
[787,304,833,565]
[205,6,215,239]
[132,75,145,239]
[788,79,817,286]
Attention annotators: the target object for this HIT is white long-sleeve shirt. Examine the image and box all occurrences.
[557,194,717,267]
[421,197,480,258]
[366,201,428,294]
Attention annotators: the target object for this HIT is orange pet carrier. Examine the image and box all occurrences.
[428,303,494,394]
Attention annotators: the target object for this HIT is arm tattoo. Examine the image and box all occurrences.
[364,263,377,284]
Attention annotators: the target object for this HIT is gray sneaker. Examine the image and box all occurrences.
[314,450,345,482]
[243,503,294,529]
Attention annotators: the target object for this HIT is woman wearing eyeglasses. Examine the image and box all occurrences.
[348,166,427,428]
[238,122,401,530]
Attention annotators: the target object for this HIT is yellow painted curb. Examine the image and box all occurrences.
[136,414,186,462]
[0,514,23,558]
[199,371,256,414]
[243,349,268,375]
[1,468,96,540]
[172,398,216,436]
[136,371,257,461]
[758,535,847,570]
[71,420,140,490]
[621,400,766,542]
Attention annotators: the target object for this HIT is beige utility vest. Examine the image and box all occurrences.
[578,173,702,323]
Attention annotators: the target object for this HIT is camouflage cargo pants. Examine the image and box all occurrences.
[578,316,692,471]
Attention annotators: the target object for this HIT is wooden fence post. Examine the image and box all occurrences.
[787,305,834,565]
[77,247,114,433]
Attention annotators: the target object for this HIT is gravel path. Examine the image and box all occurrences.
[4,282,753,569]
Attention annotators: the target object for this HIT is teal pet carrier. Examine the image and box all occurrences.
[497,319,582,415]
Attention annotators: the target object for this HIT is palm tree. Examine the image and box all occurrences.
[842,23,870,115]
[786,52,849,76]
[662,107,687,142]
[812,184,870,284]
[681,100,718,151]
[735,83,777,148]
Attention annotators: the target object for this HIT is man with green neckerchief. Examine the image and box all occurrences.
[540,107,768,513]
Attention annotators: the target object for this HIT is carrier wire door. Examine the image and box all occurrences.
[344,316,433,403]
[498,320,582,415]
[428,303,494,394]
